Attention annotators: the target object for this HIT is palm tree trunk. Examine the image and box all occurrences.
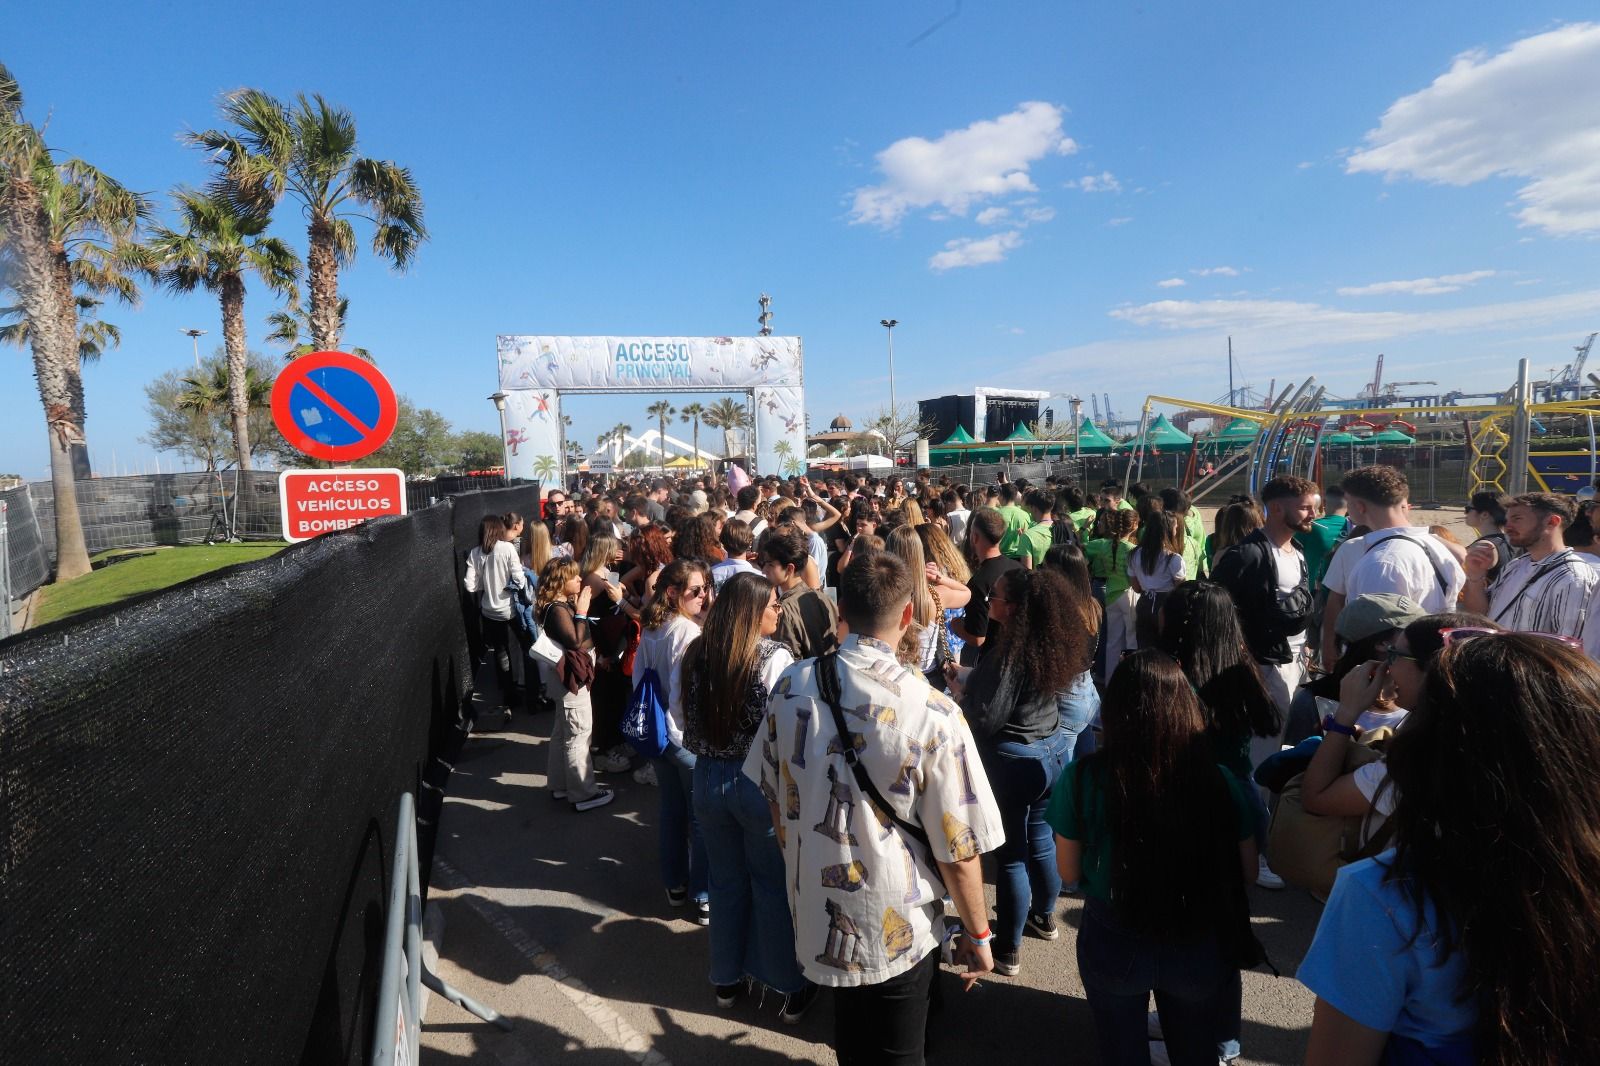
[7,182,92,580]
[692,419,700,470]
[220,272,253,471]
[306,217,340,351]
[659,415,667,469]
[50,247,91,478]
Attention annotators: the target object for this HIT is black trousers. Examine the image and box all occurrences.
[833,949,939,1066]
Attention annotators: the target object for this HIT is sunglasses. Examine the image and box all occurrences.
[1439,626,1583,650]
[1384,646,1419,666]
[682,585,709,599]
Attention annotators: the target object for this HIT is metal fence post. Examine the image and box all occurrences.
[2,500,11,640]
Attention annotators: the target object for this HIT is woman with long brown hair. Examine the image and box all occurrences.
[1128,510,1187,649]
[535,558,613,811]
[682,573,815,1019]
[1302,633,1600,1065]
[945,568,1089,978]
[579,534,634,774]
[673,512,726,565]
[1043,542,1103,763]
[1049,651,1261,1065]
[633,557,714,922]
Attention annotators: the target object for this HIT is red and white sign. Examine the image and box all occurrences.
[278,468,407,542]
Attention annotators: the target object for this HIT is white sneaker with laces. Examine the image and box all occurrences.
[1256,856,1286,890]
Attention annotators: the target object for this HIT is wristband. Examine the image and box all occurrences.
[1322,714,1358,737]
[964,926,994,946]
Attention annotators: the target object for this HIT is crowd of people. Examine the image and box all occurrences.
[459,464,1600,1065]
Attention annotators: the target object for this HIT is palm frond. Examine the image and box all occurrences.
[330,215,357,265]
[0,61,22,121]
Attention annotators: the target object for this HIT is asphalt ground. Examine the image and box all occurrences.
[420,681,1324,1066]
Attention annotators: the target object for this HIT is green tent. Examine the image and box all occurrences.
[1003,423,1036,442]
[1130,413,1193,449]
[1368,428,1415,445]
[940,425,977,445]
[1322,432,1359,446]
[1212,417,1260,443]
[1073,418,1122,455]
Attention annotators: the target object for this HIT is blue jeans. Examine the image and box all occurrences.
[692,755,805,993]
[654,743,708,902]
[980,727,1073,952]
[1056,671,1100,762]
[1077,898,1231,1066]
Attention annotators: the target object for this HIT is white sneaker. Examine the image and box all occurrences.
[633,763,658,786]
[594,751,633,774]
[573,789,616,812]
[1256,856,1285,890]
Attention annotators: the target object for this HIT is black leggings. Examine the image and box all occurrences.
[479,615,526,707]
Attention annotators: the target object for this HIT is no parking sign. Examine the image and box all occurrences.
[271,350,398,462]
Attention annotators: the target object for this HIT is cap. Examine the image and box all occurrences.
[689,489,709,513]
[1336,593,1427,642]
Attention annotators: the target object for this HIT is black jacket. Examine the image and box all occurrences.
[1211,528,1309,665]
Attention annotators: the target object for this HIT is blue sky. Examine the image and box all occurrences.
[6,3,1600,477]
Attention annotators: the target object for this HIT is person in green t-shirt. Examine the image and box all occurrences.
[1160,486,1208,581]
[1016,488,1060,568]
[1046,650,1261,1065]
[1100,478,1135,513]
[1056,483,1097,538]
[1084,508,1142,673]
[1294,486,1350,590]
[996,482,1034,559]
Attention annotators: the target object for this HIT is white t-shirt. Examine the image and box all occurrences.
[946,508,971,545]
[1275,542,1309,653]
[1356,706,1409,733]
[1331,527,1465,614]
[1351,760,1397,846]
[808,530,829,579]
[1127,547,1185,593]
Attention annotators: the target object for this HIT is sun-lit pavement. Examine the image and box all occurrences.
[420,669,1322,1066]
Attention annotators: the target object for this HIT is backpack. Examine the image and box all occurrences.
[621,666,670,758]
[1265,727,1396,899]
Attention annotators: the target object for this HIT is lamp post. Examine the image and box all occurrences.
[180,328,207,368]
[1069,395,1083,472]
[879,318,898,460]
[489,391,509,480]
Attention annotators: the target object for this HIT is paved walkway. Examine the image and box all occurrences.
[420,673,1322,1065]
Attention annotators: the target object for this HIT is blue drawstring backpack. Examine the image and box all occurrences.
[622,667,670,758]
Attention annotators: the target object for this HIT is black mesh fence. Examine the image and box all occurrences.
[29,471,284,559]
[1,485,49,602]
[929,457,1085,487]
[405,473,509,511]
[0,501,473,1066]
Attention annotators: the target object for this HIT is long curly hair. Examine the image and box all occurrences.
[628,524,673,570]
[673,513,726,564]
[988,568,1083,694]
[1385,634,1600,1064]
[1156,582,1279,739]
[1042,542,1100,645]
[535,559,580,613]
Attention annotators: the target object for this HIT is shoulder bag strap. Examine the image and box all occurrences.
[1489,554,1576,622]
[817,652,935,854]
[1364,532,1448,596]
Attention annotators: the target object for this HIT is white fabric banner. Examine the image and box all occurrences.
[495,336,806,481]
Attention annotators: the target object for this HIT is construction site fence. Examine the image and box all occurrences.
[19,471,515,566]
[1,485,49,608]
[0,485,531,1064]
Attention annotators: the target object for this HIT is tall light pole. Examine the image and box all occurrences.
[180,328,207,368]
[758,293,773,336]
[489,391,509,479]
[880,319,898,459]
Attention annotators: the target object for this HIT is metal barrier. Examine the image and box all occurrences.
[2,498,11,640]
[371,792,508,1066]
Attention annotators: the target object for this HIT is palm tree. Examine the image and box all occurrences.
[607,422,633,464]
[703,398,750,459]
[147,188,300,472]
[679,402,706,468]
[645,401,675,469]
[190,89,426,352]
[531,455,559,482]
[0,62,148,580]
[266,297,371,360]
[175,358,272,470]
[0,293,121,363]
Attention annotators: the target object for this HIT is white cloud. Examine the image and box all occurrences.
[1071,171,1121,193]
[1157,277,1187,288]
[1022,206,1056,224]
[850,102,1076,228]
[1346,23,1600,235]
[1337,270,1498,297]
[1106,216,1133,227]
[1191,266,1240,277]
[975,206,1011,225]
[1297,161,1314,170]
[929,231,1024,272]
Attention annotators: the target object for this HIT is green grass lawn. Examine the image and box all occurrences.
[32,542,290,627]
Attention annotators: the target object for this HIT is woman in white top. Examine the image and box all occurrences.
[1127,511,1186,649]
[463,513,529,721]
[633,557,714,923]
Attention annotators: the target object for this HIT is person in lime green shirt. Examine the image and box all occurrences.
[996,483,1034,559]
[1158,487,1208,581]
[1058,483,1097,537]
[1016,488,1060,568]
[1100,479,1135,513]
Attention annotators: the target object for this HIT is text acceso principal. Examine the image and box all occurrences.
[613,342,693,380]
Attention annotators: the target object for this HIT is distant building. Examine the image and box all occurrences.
[806,413,864,454]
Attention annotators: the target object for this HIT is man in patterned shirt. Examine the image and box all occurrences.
[744,552,1004,1065]
[1463,493,1599,647]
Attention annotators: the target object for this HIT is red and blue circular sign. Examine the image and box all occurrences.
[270,350,398,462]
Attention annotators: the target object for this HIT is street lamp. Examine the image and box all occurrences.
[1068,395,1084,480]
[180,328,207,368]
[879,319,898,459]
[489,391,509,479]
